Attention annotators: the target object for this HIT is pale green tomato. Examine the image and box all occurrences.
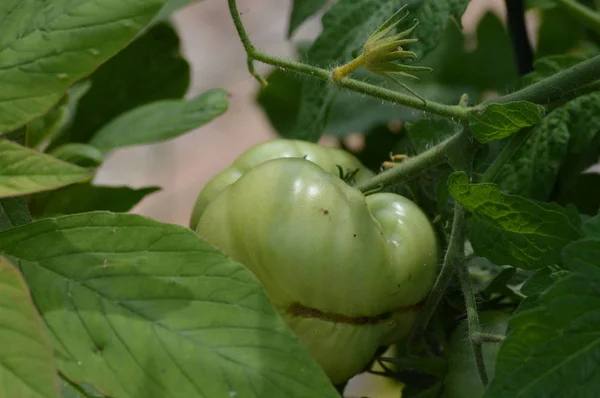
[192,140,439,384]
[189,139,374,229]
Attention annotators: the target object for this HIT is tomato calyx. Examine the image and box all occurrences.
[286,300,425,325]
[336,164,361,186]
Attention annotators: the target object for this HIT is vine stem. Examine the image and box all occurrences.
[408,202,468,348]
[355,128,473,193]
[479,127,533,183]
[228,0,468,120]
[456,245,489,386]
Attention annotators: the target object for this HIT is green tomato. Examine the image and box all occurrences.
[192,139,439,384]
[190,139,375,230]
[443,311,510,398]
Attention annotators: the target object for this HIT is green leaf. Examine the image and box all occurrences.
[520,266,568,297]
[469,102,545,143]
[53,22,190,147]
[152,0,202,23]
[498,107,570,200]
[29,184,160,219]
[536,6,585,58]
[448,172,582,269]
[583,212,600,237]
[0,0,165,134]
[484,237,600,398]
[0,197,32,231]
[0,213,338,398]
[288,0,328,37]
[556,172,600,216]
[25,95,70,149]
[50,144,105,168]
[0,139,91,198]
[0,256,60,398]
[89,89,228,153]
[290,0,405,142]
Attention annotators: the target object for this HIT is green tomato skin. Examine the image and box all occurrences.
[443,311,510,398]
[195,156,439,384]
[189,139,375,229]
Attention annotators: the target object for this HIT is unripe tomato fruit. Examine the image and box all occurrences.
[192,139,439,384]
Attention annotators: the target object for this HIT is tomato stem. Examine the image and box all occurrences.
[456,238,489,386]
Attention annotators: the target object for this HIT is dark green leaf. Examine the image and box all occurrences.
[0,256,60,398]
[498,107,570,200]
[583,212,600,237]
[520,266,568,297]
[0,213,338,398]
[0,197,32,231]
[556,172,600,216]
[54,23,190,147]
[484,237,600,398]
[536,6,585,58]
[0,0,165,134]
[412,0,450,58]
[0,139,91,198]
[89,89,228,153]
[448,172,582,269]
[290,0,405,142]
[29,184,160,219]
[50,144,105,168]
[288,0,328,37]
[469,102,545,143]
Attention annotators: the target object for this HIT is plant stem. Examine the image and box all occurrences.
[480,127,533,183]
[487,54,600,106]
[472,332,506,343]
[356,129,472,193]
[456,251,489,386]
[332,54,366,81]
[228,0,468,120]
[409,203,468,347]
[556,0,600,36]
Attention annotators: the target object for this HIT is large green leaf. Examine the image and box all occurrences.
[29,184,160,219]
[469,101,545,143]
[0,256,60,398]
[484,235,600,397]
[448,172,582,269]
[0,197,32,231]
[89,89,228,153]
[288,0,328,37]
[0,213,338,398]
[0,0,165,134]
[53,22,189,147]
[0,139,91,198]
[290,0,405,142]
[498,107,570,200]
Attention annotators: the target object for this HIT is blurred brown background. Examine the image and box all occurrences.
[95,0,537,227]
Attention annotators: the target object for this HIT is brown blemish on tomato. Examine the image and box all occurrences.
[286,300,424,325]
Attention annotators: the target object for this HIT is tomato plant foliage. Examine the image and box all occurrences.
[1,0,600,397]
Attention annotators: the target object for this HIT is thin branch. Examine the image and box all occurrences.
[487,54,600,106]
[228,0,468,120]
[355,129,472,193]
[456,247,489,386]
[472,332,506,344]
[479,127,533,183]
[409,202,468,347]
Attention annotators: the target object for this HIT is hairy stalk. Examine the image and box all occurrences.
[556,0,600,36]
[487,54,600,106]
[480,127,533,183]
[356,129,472,193]
[456,245,489,386]
[409,203,468,348]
